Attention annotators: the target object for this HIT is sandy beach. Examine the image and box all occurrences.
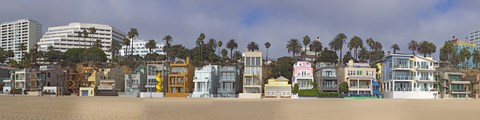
[0,96,479,120]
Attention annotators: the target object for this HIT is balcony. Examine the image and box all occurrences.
[393,76,415,80]
[97,85,115,90]
[218,88,235,93]
[393,64,411,69]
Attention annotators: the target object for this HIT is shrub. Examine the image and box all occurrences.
[339,82,349,94]
[318,92,339,97]
[10,89,22,94]
[298,88,319,97]
[293,84,299,93]
[23,90,28,95]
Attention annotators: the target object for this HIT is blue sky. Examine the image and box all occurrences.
[1,0,479,58]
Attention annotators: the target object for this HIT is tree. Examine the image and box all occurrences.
[348,36,362,60]
[226,39,238,59]
[6,50,14,58]
[217,40,223,55]
[110,39,123,62]
[82,29,89,48]
[391,43,400,54]
[208,38,217,52]
[309,40,322,61]
[302,35,311,59]
[293,84,299,94]
[247,41,259,52]
[233,51,242,62]
[439,47,448,66]
[286,38,302,60]
[122,37,130,57]
[127,28,139,56]
[330,33,347,62]
[358,47,368,62]
[93,39,102,48]
[145,39,157,53]
[265,42,271,62]
[196,33,206,61]
[473,50,480,69]
[459,48,471,68]
[408,40,419,55]
[269,57,294,80]
[19,43,27,60]
[221,49,228,59]
[343,51,353,63]
[318,48,338,63]
[0,48,7,63]
[441,41,454,66]
[418,41,436,57]
[163,35,173,61]
[46,46,63,65]
[339,82,349,95]
[88,27,96,47]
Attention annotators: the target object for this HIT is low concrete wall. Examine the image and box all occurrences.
[239,93,262,99]
[383,91,437,99]
[139,92,164,98]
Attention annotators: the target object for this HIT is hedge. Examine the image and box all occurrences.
[298,89,319,97]
[318,92,338,97]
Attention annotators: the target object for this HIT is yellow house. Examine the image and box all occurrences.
[264,76,292,98]
[79,67,96,96]
[166,57,194,97]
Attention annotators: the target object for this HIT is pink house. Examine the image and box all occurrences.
[292,61,314,90]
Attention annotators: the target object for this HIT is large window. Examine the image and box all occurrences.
[349,81,357,88]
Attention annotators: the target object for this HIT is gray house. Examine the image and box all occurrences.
[315,62,339,93]
[217,66,241,97]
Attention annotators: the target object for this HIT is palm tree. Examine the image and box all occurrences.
[208,38,217,52]
[265,42,271,62]
[19,43,27,58]
[77,32,83,48]
[442,41,454,66]
[110,40,122,62]
[221,49,228,59]
[247,42,259,52]
[358,47,368,62]
[196,33,206,61]
[93,39,102,48]
[391,43,400,54]
[460,48,471,68]
[122,37,130,57]
[127,28,139,56]
[473,50,480,69]
[145,39,157,53]
[226,39,238,59]
[6,50,14,59]
[82,29,89,48]
[286,38,302,59]
[418,41,430,57]
[330,33,347,62]
[88,27,96,47]
[427,41,436,57]
[408,40,419,55]
[302,35,311,59]
[162,35,173,61]
[217,40,223,55]
[309,40,323,61]
[348,36,363,59]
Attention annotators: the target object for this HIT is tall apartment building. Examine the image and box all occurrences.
[37,22,126,60]
[239,50,263,98]
[468,29,480,48]
[119,39,165,57]
[0,19,42,62]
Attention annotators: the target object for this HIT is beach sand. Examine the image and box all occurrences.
[0,96,478,120]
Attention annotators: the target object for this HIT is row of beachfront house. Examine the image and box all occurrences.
[2,50,480,99]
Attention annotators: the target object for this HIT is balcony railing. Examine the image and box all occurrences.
[394,76,414,80]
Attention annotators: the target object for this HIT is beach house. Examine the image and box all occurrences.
[292,61,314,90]
[239,50,263,98]
[217,66,241,97]
[338,60,376,96]
[166,57,194,97]
[264,76,292,98]
[192,65,219,98]
[315,62,339,93]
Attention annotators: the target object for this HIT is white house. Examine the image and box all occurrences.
[192,65,219,98]
[382,53,439,99]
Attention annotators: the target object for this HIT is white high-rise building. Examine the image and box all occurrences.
[37,22,126,60]
[468,29,480,48]
[0,19,42,62]
[119,39,165,57]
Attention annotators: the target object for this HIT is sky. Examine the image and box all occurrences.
[1,0,479,59]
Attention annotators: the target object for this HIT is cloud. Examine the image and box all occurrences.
[1,0,479,59]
